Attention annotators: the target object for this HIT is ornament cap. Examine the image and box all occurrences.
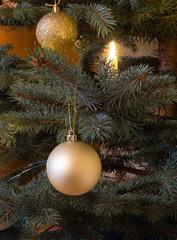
[67,130,77,142]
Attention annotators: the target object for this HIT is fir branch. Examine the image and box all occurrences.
[105,65,177,116]
[78,113,114,143]
[44,65,99,110]
[0,123,16,147]
[27,181,50,206]
[15,92,68,108]
[118,165,149,176]
[0,111,64,137]
[145,222,177,240]
[0,2,48,30]
[114,172,166,195]
[65,3,116,38]
[26,46,100,110]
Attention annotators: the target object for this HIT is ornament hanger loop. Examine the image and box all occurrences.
[45,0,61,13]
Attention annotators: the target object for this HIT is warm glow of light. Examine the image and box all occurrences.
[108,41,118,70]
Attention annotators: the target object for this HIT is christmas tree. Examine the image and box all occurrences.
[0,0,177,239]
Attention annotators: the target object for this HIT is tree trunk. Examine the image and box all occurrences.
[158,37,177,74]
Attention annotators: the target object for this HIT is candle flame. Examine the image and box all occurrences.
[108,41,118,70]
[109,41,116,59]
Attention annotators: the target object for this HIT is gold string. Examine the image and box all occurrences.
[67,82,78,134]
[68,95,72,132]
[45,0,61,7]
[45,0,61,12]
[73,85,78,134]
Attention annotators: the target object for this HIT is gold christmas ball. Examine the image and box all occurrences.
[46,141,102,195]
[36,11,78,52]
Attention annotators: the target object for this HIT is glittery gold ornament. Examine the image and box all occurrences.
[36,8,78,53]
[46,135,102,196]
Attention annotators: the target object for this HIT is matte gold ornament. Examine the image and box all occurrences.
[36,8,78,53]
[46,133,102,196]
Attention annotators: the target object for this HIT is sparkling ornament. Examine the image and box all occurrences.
[36,3,78,53]
[46,132,101,196]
